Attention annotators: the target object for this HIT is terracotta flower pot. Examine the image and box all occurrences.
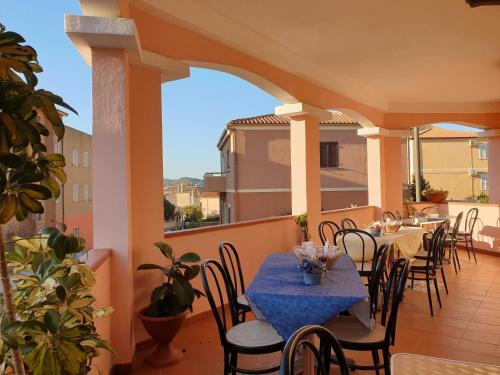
[424,191,449,203]
[138,308,188,367]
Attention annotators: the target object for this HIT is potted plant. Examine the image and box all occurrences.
[137,242,204,367]
[295,213,311,244]
[423,188,449,203]
[368,221,383,237]
[298,259,326,286]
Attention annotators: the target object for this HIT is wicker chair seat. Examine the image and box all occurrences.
[237,294,250,307]
[325,316,385,345]
[226,320,283,348]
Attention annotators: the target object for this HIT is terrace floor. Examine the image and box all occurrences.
[133,250,500,374]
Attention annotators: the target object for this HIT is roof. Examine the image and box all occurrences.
[420,127,479,139]
[218,111,359,148]
[228,112,358,126]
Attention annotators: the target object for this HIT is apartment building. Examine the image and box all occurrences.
[42,113,93,246]
[408,127,487,200]
[205,112,370,223]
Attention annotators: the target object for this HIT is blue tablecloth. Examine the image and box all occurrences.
[246,253,369,340]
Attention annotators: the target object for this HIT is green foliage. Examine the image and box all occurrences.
[465,192,489,203]
[0,24,76,224]
[295,213,310,241]
[137,242,204,317]
[163,198,175,221]
[180,205,203,223]
[409,175,431,202]
[0,226,115,375]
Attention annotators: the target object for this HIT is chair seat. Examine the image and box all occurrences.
[355,261,372,273]
[226,320,284,348]
[414,250,429,258]
[325,316,386,345]
[237,294,250,307]
[410,259,432,269]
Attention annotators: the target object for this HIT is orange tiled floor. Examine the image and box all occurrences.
[133,250,500,374]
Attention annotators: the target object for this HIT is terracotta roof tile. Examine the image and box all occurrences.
[228,111,358,126]
[420,127,479,139]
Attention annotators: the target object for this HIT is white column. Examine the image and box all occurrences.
[481,129,500,203]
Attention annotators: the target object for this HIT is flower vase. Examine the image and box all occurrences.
[303,270,324,285]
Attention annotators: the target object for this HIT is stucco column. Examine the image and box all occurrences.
[92,48,164,365]
[482,130,500,203]
[358,127,410,216]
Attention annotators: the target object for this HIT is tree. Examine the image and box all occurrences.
[163,197,175,221]
[409,175,431,202]
[0,24,76,374]
[180,205,203,222]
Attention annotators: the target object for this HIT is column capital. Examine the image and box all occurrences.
[479,129,500,139]
[65,15,190,82]
[357,127,412,138]
[275,102,331,121]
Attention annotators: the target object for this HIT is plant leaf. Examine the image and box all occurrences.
[178,252,201,263]
[154,242,173,258]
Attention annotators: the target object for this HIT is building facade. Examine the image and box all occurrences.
[205,113,370,223]
[408,127,488,201]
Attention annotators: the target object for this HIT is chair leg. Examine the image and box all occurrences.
[434,277,442,308]
[411,270,414,290]
[224,352,230,375]
[469,238,477,263]
[426,274,434,316]
[465,240,471,260]
[382,349,391,375]
[440,267,448,295]
[454,245,461,270]
[371,349,381,375]
[230,352,238,375]
[451,246,458,274]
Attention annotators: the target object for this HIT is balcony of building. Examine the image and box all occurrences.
[203,172,227,193]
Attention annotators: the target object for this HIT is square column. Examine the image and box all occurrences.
[92,48,164,364]
[481,130,500,203]
[358,127,410,215]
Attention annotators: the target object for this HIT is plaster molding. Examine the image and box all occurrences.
[65,15,189,82]
[275,103,331,121]
[357,127,411,139]
[479,129,500,138]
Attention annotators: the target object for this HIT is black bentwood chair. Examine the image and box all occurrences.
[318,220,341,246]
[325,258,410,375]
[381,211,397,222]
[369,244,390,320]
[280,325,350,375]
[456,208,479,263]
[219,242,252,322]
[446,212,464,274]
[334,229,378,279]
[341,218,358,229]
[200,259,285,375]
[410,221,449,316]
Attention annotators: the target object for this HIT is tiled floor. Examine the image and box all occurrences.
[133,251,500,374]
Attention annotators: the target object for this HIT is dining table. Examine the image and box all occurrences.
[391,353,500,375]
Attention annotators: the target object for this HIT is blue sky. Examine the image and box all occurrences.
[2,1,478,179]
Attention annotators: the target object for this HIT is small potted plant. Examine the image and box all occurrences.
[298,259,326,285]
[368,221,383,237]
[137,242,204,367]
[295,213,311,245]
[423,188,449,203]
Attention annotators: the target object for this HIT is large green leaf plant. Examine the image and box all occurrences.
[138,242,204,317]
[0,24,113,374]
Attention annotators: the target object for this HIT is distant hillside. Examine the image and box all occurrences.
[163,177,203,187]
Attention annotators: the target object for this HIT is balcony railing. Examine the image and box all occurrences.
[203,172,227,192]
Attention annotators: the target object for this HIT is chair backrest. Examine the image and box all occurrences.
[369,244,390,319]
[341,218,358,229]
[395,210,403,220]
[381,211,397,222]
[451,212,464,241]
[218,242,246,297]
[464,208,479,235]
[334,229,377,271]
[380,257,410,345]
[200,259,238,346]
[421,221,449,269]
[280,325,350,375]
[318,221,340,246]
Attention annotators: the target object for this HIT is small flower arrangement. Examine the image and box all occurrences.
[298,258,327,273]
[368,221,383,237]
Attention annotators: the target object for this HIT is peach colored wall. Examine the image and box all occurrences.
[488,137,500,204]
[132,215,299,344]
[87,249,112,375]
[235,192,291,220]
[321,191,368,211]
[64,212,93,248]
[321,206,376,229]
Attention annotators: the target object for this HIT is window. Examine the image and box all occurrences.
[72,148,79,166]
[479,143,488,160]
[225,150,230,170]
[54,141,62,154]
[72,184,79,202]
[73,227,80,237]
[83,151,89,167]
[480,174,488,191]
[320,142,339,168]
[83,184,89,201]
